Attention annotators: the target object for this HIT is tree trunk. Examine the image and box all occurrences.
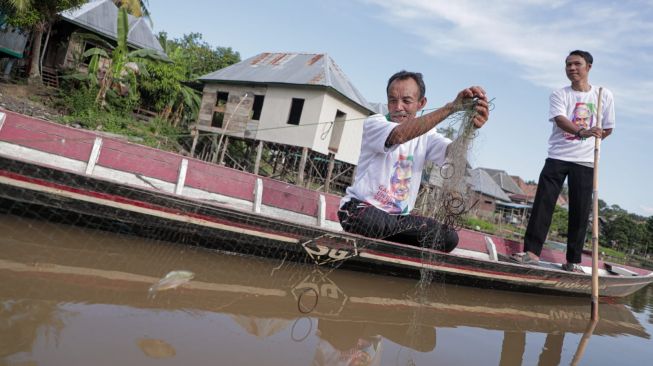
[161,104,173,121]
[95,69,112,107]
[171,104,183,127]
[28,22,46,84]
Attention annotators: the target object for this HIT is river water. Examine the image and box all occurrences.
[1,214,651,366]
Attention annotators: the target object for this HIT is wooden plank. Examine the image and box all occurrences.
[262,178,318,217]
[317,194,326,227]
[323,194,342,222]
[184,159,256,201]
[85,137,103,175]
[97,139,182,183]
[175,159,188,195]
[0,110,95,162]
[253,178,263,213]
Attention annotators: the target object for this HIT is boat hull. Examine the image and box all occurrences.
[1,110,652,298]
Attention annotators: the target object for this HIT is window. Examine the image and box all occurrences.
[251,95,265,120]
[287,98,304,125]
[212,92,229,128]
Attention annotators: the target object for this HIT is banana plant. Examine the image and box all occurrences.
[92,7,166,106]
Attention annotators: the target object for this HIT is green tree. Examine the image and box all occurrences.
[137,32,240,125]
[137,48,201,125]
[644,216,653,256]
[603,215,641,254]
[158,32,240,79]
[549,205,569,239]
[1,0,85,83]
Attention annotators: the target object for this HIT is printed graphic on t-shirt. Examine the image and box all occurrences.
[373,154,413,214]
[565,102,596,140]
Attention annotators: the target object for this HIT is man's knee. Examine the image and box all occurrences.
[421,225,458,252]
[338,205,391,239]
[440,228,459,252]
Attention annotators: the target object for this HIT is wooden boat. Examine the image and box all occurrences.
[1,109,652,298]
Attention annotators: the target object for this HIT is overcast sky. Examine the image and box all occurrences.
[150,0,653,216]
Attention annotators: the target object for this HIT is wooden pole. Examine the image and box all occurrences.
[219,136,229,165]
[324,153,335,193]
[211,134,219,163]
[253,140,264,175]
[189,127,199,158]
[591,87,603,320]
[571,318,599,366]
[298,147,308,185]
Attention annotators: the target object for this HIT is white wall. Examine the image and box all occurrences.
[199,82,370,165]
[313,93,368,165]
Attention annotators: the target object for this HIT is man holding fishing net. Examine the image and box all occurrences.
[338,70,489,252]
[511,50,615,273]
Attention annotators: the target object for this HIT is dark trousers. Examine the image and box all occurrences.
[338,198,459,252]
[524,158,593,263]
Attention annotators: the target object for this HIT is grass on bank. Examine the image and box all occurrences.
[53,86,186,152]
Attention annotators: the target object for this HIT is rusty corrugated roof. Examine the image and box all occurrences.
[199,52,372,112]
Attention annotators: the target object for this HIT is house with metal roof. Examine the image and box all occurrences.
[467,168,512,217]
[18,0,166,86]
[478,168,525,196]
[196,52,375,165]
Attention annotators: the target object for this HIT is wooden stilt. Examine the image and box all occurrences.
[254,140,264,175]
[219,136,229,165]
[189,127,199,158]
[298,147,308,185]
[325,153,335,193]
[211,134,219,164]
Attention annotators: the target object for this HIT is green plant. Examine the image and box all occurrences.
[463,216,496,234]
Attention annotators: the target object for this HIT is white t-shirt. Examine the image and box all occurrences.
[341,114,451,215]
[547,85,615,163]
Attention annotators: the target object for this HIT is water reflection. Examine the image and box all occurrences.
[1,214,652,365]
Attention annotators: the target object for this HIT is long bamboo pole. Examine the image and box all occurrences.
[571,318,599,366]
[591,87,603,320]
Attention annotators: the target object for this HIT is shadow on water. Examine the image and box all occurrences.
[1,213,652,365]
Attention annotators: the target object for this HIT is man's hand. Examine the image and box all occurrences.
[580,126,603,138]
[452,86,490,128]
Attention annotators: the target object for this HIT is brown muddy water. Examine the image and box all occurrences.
[1,214,652,366]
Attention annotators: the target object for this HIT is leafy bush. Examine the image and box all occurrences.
[464,216,496,234]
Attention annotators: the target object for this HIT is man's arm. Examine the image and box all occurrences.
[386,86,489,146]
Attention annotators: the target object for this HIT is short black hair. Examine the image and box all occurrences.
[568,50,593,65]
[387,70,426,99]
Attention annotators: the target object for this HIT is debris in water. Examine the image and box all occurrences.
[148,270,194,296]
[137,338,176,358]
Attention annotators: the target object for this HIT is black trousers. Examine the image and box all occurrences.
[338,198,458,252]
[524,158,593,263]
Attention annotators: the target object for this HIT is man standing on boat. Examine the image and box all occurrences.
[338,70,489,252]
[512,50,615,272]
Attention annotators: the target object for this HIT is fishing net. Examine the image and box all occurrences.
[0,89,489,365]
